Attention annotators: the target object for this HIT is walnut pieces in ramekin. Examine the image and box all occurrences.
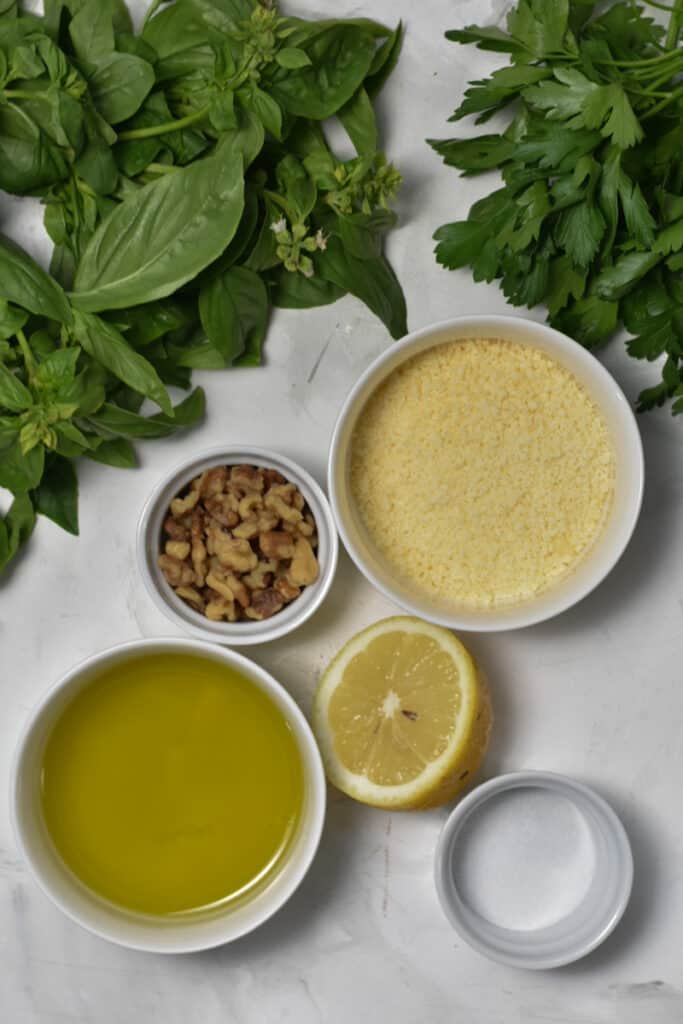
[157,464,320,623]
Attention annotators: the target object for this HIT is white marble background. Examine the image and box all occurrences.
[2,1,683,1021]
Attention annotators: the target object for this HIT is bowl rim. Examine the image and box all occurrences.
[433,770,634,969]
[10,636,327,954]
[137,444,339,645]
[328,314,645,631]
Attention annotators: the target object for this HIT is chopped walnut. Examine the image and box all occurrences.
[275,575,301,602]
[265,491,303,524]
[202,466,228,497]
[170,489,200,517]
[238,492,263,518]
[231,465,265,493]
[158,554,194,587]
[206,596,235,622]
[159,463,320,624]
[165,540,190,560]
[164,516,189,542]
[205,571,237,601]
[209,531,258,573]
[243,559,277,591]
[288,537,319,586]
[245,588,284,620]
[175,586,204,609]
[205,494,239,528]
[259,531,295,560]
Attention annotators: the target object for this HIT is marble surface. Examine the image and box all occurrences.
[2,1,683,1021]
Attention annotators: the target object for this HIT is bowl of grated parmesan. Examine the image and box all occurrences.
[328,315,644,631]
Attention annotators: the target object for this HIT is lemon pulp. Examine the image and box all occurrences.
[41,653,304,916]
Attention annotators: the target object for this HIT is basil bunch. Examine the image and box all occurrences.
[0,0,405,574]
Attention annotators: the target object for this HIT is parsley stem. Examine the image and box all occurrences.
[116,105,210,141]
[641,81,683,118]
[665,0,683,48]
[598,50,682,68]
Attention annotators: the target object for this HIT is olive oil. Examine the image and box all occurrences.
[41,653,305,916]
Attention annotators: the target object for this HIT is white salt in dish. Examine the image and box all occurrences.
[434,771,633,969]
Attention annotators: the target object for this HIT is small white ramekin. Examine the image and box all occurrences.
[137,445,338,645]
[434,771,633,970]
[10,637,326,953]
[328,315,644,631]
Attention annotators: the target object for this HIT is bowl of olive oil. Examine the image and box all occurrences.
[11,639,326,952]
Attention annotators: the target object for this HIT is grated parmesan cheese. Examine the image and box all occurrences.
[349,338,615,609]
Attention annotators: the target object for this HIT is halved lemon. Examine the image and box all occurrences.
[312,616,492,810]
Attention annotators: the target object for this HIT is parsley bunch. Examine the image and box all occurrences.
[429,0,683,414]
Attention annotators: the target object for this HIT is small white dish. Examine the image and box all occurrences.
[434,771,633,970]
[137,445,338,645]
[328,315,644,631]
[11,637,327,953]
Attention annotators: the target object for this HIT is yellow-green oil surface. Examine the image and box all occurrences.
[41,653,304,916]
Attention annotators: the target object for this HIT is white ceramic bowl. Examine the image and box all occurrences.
[11,638,326,953]
[138,446,338,645]
[328,315,644,631]
[434,771,633,969]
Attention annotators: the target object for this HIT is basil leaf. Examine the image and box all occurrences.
[75,139,118,195]
[86,386,205,439]
[317,236,407,339]
[0,364,32,412]
[0,492,36,575]
[0,234,73,323]
[0,103,68,194]
[338,86,377,156]
[271,268,344,309]
[33,348,80,398]
[72,145,245,312]
[194,266,269,367]
[85,437,137,468]
[69,0,115,62]
[72,310,172,415]
[142,2,209,57]
[184,0,253,33]
[0,439,44,492]
[275,47,312,70]
[335,209,396,260]
[0,301,27,340]
[270,25,377,120]
[364,21,403,99]
[275,154,316,220]
[88,53,155,125]
[242,85,282,140]
[33,453,78,535]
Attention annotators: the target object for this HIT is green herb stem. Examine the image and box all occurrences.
[2,89,47,101]
[144,162,178,175]
[16,329,36,383]
[597,50,682,69]
[641,81,683,118]
[666,0,683,49]
[116,105,210,141]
